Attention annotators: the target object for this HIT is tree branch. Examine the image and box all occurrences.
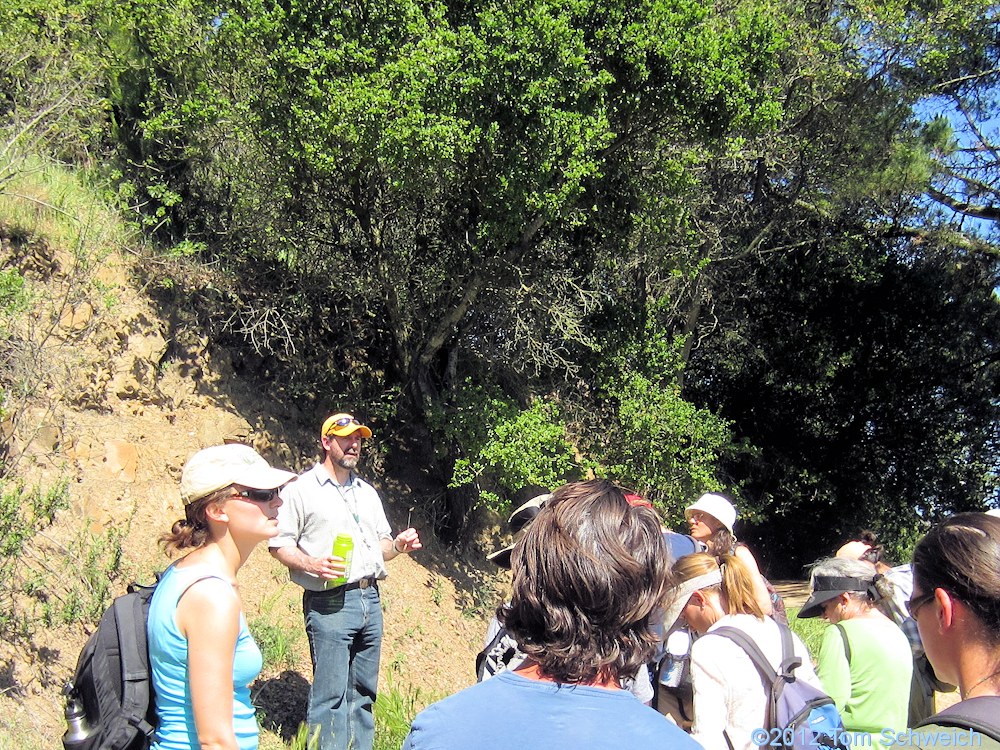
[926,185,1000,222]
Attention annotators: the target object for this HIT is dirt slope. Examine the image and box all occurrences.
[0,241,502,746]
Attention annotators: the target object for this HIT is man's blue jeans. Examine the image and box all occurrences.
[303,584,383,750]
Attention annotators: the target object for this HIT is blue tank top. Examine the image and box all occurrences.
[147,562,263,750]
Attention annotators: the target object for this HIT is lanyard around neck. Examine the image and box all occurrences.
[331,476,361,526]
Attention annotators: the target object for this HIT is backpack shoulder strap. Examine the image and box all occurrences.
[113,590,154,738]
[483,623,508,654]
[776,620,802,679]
[834,623,851,666]
[917,697,1000,742]
[476,624,510,679]
[712,626,777,689]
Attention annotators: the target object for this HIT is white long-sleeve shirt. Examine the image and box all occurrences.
[690,614,821,750]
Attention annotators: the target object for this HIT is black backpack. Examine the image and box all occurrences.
[916,696,1000,742]
[62,580,158,750]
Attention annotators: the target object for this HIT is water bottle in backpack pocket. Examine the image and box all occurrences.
[660,628,692,688]
[62,579,159,750]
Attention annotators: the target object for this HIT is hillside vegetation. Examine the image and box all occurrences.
[1,0,998,744]
[0,161,498,748]
[2,0,998,578]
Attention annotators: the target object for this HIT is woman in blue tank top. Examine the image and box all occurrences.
[147,444,297,750]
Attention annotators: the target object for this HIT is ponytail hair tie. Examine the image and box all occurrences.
[867,573,885,602]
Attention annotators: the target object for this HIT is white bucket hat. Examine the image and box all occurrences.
[685,493,737,534]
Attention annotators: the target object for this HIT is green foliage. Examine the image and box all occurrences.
[786,606,827,663]
[0,269,28,324]
[248,616,300,672]
[277,682,426,750]
[373,681,428,750]
[169,239,206,258]
[459,577,502,620]
[428,574,445,606]
[286,722,319,750]
[248,593,302,671]
[685,235,1000,572]
[56,524,127,625]
[6,0,993,560]
[595,307,733,518]
[0,479,129,642]
[0,479,68,560]
[432,383,583,510]
[0,0,116,179]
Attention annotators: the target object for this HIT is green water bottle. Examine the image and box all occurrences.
[329,533,353,588]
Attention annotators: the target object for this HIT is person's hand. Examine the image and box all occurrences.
[313,554,348,580]
[393,528,422,554]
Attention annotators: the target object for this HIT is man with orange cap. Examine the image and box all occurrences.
[270,413,421,750]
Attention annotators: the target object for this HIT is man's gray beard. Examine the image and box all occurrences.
[336,455,359,470]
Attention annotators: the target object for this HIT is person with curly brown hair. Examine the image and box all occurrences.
[403,479,699,750]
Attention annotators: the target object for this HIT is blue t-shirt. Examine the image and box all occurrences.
[403,670,700,750]
[147,563,263,750]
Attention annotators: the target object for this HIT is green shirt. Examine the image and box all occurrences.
[816,616,912,750]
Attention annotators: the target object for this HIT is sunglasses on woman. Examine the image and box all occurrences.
[235,488,279,503]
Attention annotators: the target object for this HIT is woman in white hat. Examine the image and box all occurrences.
[147,444,297,750]
[685,493,778,619]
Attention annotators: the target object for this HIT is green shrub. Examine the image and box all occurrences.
[248,616,301,672]
[0,478,131,642]
[431,381,584,512]
[286,722,320,750]
[275,681,426,750]
[374,681,428,750]
[596,322,733,520]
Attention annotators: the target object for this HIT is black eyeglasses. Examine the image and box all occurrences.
[906,590,935,618]
[235,488,279,503]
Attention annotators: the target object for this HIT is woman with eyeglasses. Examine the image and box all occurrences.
[685,493,783,621]
[147,444,296,750]
[797,557,911,750]
[908,513,1000,744]
[835,533,955,724]
[661,552,820,750]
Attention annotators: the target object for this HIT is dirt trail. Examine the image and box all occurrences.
[770,580,811,609]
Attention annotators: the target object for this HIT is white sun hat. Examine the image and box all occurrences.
[180,444,297,505]
[685,493,737,534]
